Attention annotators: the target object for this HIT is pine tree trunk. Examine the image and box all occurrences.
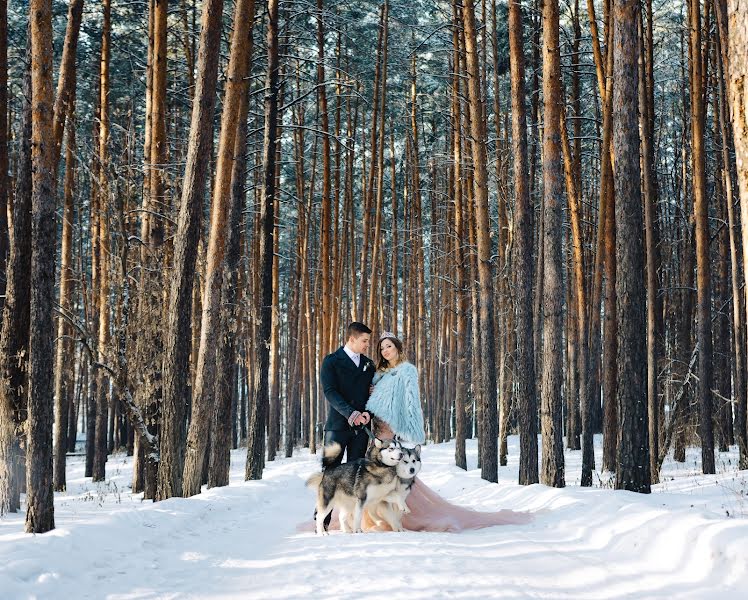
[716,24,747,466]
[158,0,225,501]
[92,0,111,483]
[539,0,565,488]
[183,0,256,497]
[26,0,57,533]
[0,0,7,315]
[461,0,498,483]
[508,0,537,485]
[0,41,32,517]
[53,104,76,492]
[246,0,279,481]
[639,13,659,483]
[613,0,651,493]
[727,0,748,469]
[689,0,715,475]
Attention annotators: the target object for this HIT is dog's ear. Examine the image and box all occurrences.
[374,437,383,449]
[414,444,421,457]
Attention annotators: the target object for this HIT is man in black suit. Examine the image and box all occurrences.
[320,322,377,467]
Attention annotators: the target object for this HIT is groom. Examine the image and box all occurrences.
[320,322,377,467]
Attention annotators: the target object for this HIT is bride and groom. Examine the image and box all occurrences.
[313,321,532,533]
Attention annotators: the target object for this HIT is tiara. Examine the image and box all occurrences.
[379,331,398,341]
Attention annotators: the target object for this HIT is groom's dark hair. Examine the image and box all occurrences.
[347,322,372,339]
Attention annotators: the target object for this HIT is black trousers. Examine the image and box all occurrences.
[323,428,369,466]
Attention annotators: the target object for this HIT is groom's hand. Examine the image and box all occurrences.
[360,411,371,426]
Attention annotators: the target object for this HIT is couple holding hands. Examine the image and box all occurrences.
[315,322,531,533]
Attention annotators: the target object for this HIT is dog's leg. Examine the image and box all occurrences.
[352,500,364,533]
[339,509,350,533]
[379,501,404,532]
[316,503,330,535]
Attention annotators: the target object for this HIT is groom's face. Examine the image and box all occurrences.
[348,333,371,355]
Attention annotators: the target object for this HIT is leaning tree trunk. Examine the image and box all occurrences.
[246,0,279,481]
[508,0,538,486]
[182,0,256,497]
[540,0,565,488]
[613,0,651,494]
[158,0,225,501]
[26,0,57,533]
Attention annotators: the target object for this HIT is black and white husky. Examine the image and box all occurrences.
[369,445,422,532]
[306,437,403,534]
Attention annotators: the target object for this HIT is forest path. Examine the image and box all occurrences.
[2,436,747,599]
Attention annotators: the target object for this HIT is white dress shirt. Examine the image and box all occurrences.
[343,344,361,367]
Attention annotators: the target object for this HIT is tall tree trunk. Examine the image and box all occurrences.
[539,0,565,488]
[92,0,111,483]
[561,83,592,485]
[246,0,279,481]
[689,0,715,474]
[183,0,256,497]
[727,0,748,468]
[613,0,651,493]
[0,0,7,315]
[509,0,538,485]
[639,13,659,484]
[26,0,56,533]
[452,19,468,470]
[209,57,250,488]
[53,104,77,492]
[716,25,747,467]
[0,37,32,517]
[158,0,225,501]
[460,0,498,483]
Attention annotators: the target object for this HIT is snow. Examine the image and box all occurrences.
[2,435,748,599]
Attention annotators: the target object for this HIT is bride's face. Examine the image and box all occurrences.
[380,339,399,364]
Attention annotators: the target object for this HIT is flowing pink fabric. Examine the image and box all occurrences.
[299,477,532,533]
[300,419,532,533]
[300,469,532,534]
[395,477,532,532]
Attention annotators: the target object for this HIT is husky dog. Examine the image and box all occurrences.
[369,445,422,531]
[306,437,403,534]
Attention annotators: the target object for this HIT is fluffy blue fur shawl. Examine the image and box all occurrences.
[366,362,425,444]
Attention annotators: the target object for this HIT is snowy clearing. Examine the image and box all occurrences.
[2,435,748,599]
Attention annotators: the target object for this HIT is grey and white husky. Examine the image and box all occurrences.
[306,437,403,534]
[369,445,421,531]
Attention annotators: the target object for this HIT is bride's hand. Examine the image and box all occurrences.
[369,385,375,395]
[361,411,371,426]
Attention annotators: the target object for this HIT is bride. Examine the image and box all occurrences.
[361,331,532,532]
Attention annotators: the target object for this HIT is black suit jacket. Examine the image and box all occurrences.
[320,346,376,431]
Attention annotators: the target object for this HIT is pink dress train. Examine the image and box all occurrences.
[393,477,532,532]
[300,419,532,533]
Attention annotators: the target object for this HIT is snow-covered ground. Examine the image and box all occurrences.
[2,435,747,599]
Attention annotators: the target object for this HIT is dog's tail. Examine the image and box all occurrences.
[321,442,342,470]
[305,472,323,490]
[306,442,342,490]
